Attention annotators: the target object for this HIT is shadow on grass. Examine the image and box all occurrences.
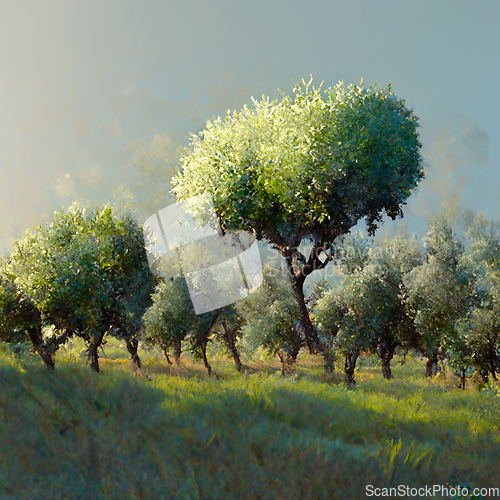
[1,357,498,499]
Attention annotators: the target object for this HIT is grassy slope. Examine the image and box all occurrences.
[0,345,499,499]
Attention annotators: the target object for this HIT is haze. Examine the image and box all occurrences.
[0,0,498,253]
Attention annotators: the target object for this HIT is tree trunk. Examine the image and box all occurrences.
[425,352,438,378]
[162,346,172,365]
[200,339,211,376]
[196,311,221,376]
[489,341,497,381]
[172,338,182,363]
[278,339,301,376]
[284,257,333,371]
[27,327,55,371]
[125,338,142,372]
[291,276,317,355]
[323,349,336,373]
[378,340,396,380]
[88,343,100,373]
[222,325,242,372]
[460,368,466,390]
[345,349,360,385]
[87,328,107,373]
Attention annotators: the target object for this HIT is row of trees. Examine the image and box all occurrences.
[315,213,500,387]
[1,201,499,389]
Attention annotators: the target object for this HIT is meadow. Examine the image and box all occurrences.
[0,341,499,499]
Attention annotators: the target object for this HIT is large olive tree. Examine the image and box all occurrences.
[172,78,423,370]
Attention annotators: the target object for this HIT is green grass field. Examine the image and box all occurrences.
[0,342,499,499]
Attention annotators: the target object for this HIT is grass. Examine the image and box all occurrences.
[0,344,499,499]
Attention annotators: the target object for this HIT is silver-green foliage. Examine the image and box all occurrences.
[238,269,301,359]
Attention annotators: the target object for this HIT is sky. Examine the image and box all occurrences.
[0,0,498,254]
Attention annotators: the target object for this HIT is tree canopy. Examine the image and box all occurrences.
[5,204,154,372]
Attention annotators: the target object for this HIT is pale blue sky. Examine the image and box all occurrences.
[0,0,498,251]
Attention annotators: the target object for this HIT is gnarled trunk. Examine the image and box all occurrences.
[27,327,55,371]
[125,338,142,372]
[200,339,211,376]
[221,325,242,372]
[425,351,439,378]
[87,328,107,373]
[172,338,182,363]
[378,339,397,380]
[345,349,360,385]
[285,257,334,372]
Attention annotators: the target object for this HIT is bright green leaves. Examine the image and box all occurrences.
[172,77,423,246]
[5,204,153,346]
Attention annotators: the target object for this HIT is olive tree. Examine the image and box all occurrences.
[143,277,240,375]
[316,287,350,379]
[406,217,475,377]
[345,237,421,380]
[6,204,154,372]
[172,78,423,371]
[238,269,301,375]
[317,235,421,383]
[0,275,56,369]
[451,213,500,385]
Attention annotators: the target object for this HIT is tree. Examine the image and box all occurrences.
[451,212,500,386]
[143,277,193,364]
[0,275,56,370]
[406,217,474,377]
[316,286,349,378]
[238,269,302,375]
[172,78,423,371]
[6,204,154,372]
[317,234,421,382]
[210,304,244,372]
[347,237,420,380]
[143,276,239,376]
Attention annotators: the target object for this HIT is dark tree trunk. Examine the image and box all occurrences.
[125,338,142,372]
[284,256,334,372]
[345,349,360,385]
[378,340,397,380]
[196,311,220,376]
[488,341,497,381]
[87,328,107,373]
[278,340,301,376]
[27,327,55,371]
[460,368,467,390]
[222,325,242,372]
[291,274,317,355]
[162,346,172,365]
[200,339,211,376]
[425,352,439,378]
[172,338,182,363]
[88,343,100,373]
